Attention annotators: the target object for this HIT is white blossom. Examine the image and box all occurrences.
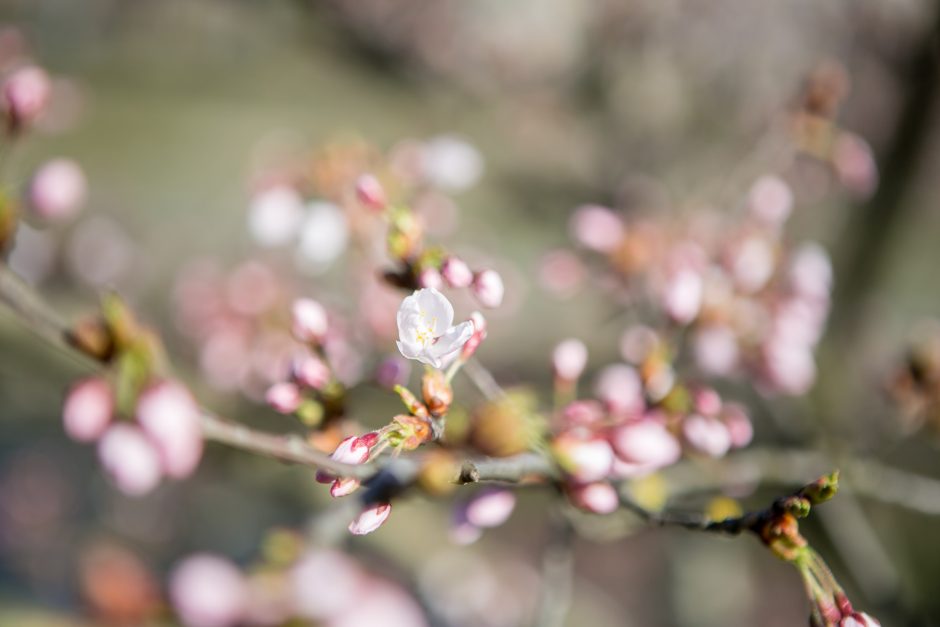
[396,288,473,369]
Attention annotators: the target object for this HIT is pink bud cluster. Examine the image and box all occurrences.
[450,488,517,544]
[565,175,834,397]
[314,433,392,535]
[63,377,203,496]
[546,338,754,512]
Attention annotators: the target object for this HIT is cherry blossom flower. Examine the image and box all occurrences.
[748,175,793,228]
[396,288,473,368]
[570,204,624,253]
[682,414,732,458]
[553,434,614,483]
[609,419,681,471]
[296,201,349,272]
[463,488,516,528]
[422,135,483,191]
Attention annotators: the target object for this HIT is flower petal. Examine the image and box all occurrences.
[415,288,454,335]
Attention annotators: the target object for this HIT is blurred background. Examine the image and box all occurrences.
[0,0,939,625]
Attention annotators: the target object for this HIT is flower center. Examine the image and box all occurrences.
[414,309,438,348]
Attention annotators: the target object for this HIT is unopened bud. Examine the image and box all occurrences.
[348,502,391,535]
[63,377,113,442]
[441,256,473,288]
[354,174,386,212]
[2,65,50,132]
[552,338,588,381]
[389,414,433,450]
[472,269,504,308]
[291,299,328,344]
[292,355,330,390]
[568,482,619,514]
[27,158,87,222]
[266,382,302,414]
[801,471,839,505]
[417,265,443,289]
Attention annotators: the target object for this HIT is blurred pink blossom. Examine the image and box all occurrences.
[609,419,681,470]
[595,364,644,416]
[682,414,732,458]
[27,158,87,221]
[97,424,162,496]
[265,381,302,414]
[63,377,113,443]
[552,338,588,381]
[136,380,203,479]
[169,554,248,627]
[2,64,50,128]
[569,204,623,253]
[472,269,504,308]
[464,488,516,528]
[568,482,619,514]
[748,175,793,227]
[291,298,328,344]
[441,256,473,288]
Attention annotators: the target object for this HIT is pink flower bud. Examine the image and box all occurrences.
[472,269,504,308]
[418,266,443,290]
[265,382,302,414]
[569,204,624,253]
[62,377,112,442]
[762,337,816,395]
[291,298,328,344]
[464,488,516,528]
[692,325,739,377]
[748,175,793,227]
[136,381,203,479]
[354,173,386,211]
[169,554,248,627]
[609,419,680,469]
[97,424,162,496]
[2,65,50,129]
[327,435,372,498]
[841,612,880,627]
[554,434,614,483]
[561,400,605,426]
[682,414,732,458]
[568,482,619,514]
[460,311,487,360]
[789,243,832,302]
[441,256,473,288]
[722,402,753,448]
[348,501,391,535]
[28,158,87,221]
[728,236,775,294]
[292,356,330,390]
[552,338,588,381]
[595,364,644,416]
[692,387,722,417]
[661,268,703,324]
